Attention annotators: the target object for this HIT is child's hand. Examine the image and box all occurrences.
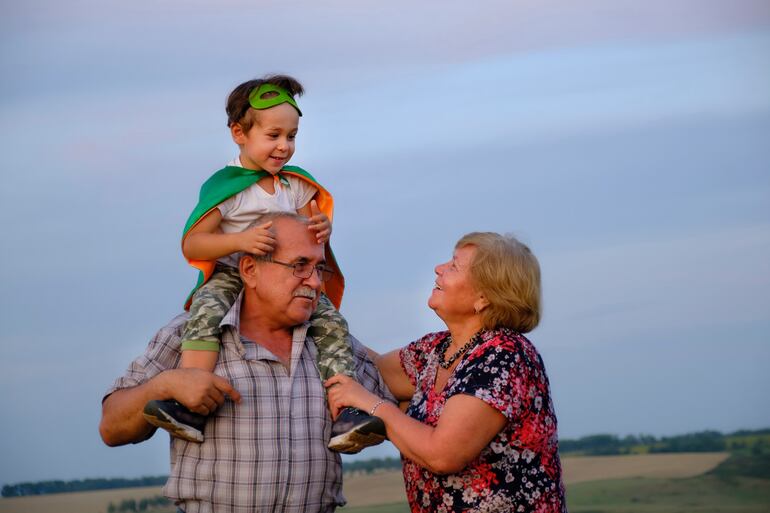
[308,200,331,244]
[237,221,276,256]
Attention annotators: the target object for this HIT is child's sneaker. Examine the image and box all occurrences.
[143,400,206,443]
[328,407,386,454]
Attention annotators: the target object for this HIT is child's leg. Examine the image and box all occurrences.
[143,265,242,443]
[180,348,219,371]
[180,265,243,371]
[311,294,387,454]
[309,293,355,381]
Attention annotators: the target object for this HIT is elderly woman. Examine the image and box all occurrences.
[326,232,566,512]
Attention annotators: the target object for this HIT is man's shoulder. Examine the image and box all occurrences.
[347,334,396,402]
[152,312,189,345]
[348,334,369,360]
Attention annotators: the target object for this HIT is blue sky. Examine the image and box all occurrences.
[1,0,769,485]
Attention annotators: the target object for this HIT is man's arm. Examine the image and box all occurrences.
[349,335,399,404]
[100,369,241,446]
[100,375,170,446]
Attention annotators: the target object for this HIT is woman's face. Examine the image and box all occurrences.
[429,245,481,322]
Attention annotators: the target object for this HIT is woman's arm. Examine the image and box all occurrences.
[326,375,506,474]
[182,209,275,260]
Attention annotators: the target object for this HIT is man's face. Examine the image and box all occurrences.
[245,217,324,327]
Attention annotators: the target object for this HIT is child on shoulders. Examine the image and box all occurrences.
[142,75,385,454]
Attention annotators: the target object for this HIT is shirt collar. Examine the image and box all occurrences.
[222,292,311,360]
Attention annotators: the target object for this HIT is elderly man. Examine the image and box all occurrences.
[100,212,392,513]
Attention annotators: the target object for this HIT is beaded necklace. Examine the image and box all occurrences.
[439,331,483,369]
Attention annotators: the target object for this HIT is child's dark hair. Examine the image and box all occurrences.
[226,74,304,131]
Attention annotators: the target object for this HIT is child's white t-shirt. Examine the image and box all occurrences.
[216,157,318,267]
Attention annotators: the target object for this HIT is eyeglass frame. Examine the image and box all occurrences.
[255,255,335,282]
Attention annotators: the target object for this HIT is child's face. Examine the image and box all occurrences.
[233,102,299,173]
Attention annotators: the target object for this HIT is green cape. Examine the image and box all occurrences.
[182,165,344,309]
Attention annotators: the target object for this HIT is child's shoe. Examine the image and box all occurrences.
[143,400,206,443]
[328,407,386,454]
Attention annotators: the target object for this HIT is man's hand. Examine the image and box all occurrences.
[308,200,331,244]
[161,368,242,415]
[100,368,241,447]
[237,221,276,256]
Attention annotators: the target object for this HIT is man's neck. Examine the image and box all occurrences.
[240,304,295,370]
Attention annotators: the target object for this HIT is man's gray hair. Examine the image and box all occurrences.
[246,211,308,230]
[244,211,310,263]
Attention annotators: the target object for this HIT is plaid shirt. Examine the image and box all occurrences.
[106,295,393,513]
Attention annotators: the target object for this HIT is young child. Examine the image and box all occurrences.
[142,75,385,454]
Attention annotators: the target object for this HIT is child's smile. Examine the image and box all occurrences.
[234,102,299,174]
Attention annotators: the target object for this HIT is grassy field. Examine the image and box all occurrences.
[2,452,766,513]
[567,475,770,513]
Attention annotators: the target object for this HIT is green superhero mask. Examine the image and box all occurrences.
[248,83,302,116]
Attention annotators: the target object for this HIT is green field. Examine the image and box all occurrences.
[2,452,768,513]
[567,475,770,513]
[340,476,770,513]
[340,452,770,513]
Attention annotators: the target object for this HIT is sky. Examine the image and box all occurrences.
[1,0,769,486]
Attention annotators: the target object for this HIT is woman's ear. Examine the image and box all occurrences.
[474,295,490,315]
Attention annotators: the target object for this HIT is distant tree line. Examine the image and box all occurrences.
[4,428,769,497]
[1,476,167,498]
[560,429,735,455]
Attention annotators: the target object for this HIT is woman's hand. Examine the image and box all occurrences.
[324,374,380,419]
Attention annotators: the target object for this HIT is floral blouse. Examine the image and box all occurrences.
[399,328,566,513]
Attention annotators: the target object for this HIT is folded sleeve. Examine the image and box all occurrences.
[103,314,186,400]
[399,332,443,388]
[216,193,238,218]
[289,176,319,211]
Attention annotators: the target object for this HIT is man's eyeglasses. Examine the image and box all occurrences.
[264,258,335,282]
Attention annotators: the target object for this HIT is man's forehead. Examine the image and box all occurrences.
[272,218,323,260]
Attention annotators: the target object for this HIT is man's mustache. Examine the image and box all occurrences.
[293,287,317,300]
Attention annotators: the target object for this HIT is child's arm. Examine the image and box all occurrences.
[297,199,331,244]
[183,209,276,261]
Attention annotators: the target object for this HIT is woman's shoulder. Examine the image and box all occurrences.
[399,330,447,379]
[469,328,544,367]
[407,330,448,353]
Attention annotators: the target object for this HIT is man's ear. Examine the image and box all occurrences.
[239,254,259,289]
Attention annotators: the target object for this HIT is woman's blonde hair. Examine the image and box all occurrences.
[457,232,541,333]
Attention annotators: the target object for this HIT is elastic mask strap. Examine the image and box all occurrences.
[248,83,302,116]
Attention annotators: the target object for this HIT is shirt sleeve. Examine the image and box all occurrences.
[349,335,396,404]
[288,176,319,210]
[449,334,541,423]
[103,314,186,399]
[399,332,442,387]
[216,192,238,218]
